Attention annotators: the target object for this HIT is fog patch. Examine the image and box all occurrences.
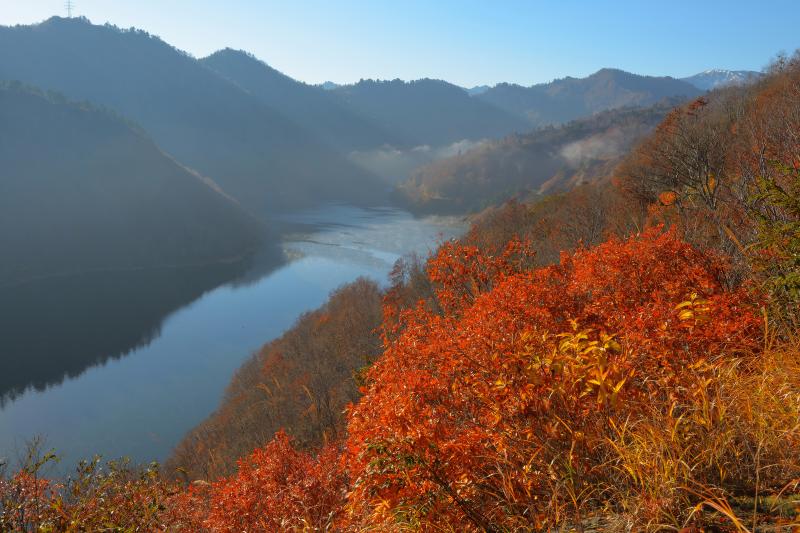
[560,130,624,167]
[350,139,487,183]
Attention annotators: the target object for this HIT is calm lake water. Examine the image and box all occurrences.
[0,206,463,472]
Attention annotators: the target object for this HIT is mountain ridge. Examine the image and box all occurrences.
[329,77,530,146]
[200,48,401,151]
[0,17,386,216]
[0,81,264,287]
[680,68,762,90]
[473,68,701,127]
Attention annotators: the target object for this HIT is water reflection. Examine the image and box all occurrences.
[0,206,462,470]
[0,257,279,405]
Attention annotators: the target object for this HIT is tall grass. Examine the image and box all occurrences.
[604,329,800,531]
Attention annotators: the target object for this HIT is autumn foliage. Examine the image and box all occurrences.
[168,431,346,532]
[1,455,175,532]
[153,227,795,531]
[343,228,767,530]
[618,54,800,325]
[4,56,800,533]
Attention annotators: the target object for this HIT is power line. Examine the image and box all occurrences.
[65,0,74,18]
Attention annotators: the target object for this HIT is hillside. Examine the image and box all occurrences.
[400,102,676,213]
[201,49,399,151]
[0,82,263,287]
[475,68,701,127]
[168,278,384,479]
[330,78,529,146]
[0,17,385,215]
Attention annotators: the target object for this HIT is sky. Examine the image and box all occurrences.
[1,0,798,87]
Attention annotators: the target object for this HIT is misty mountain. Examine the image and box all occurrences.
[330,78,530,146]
[466,85,491,96]
[0,17,385,215]
[474,68,701,128]
[201,49,398,151]
[0,82,264,287]
[681,69,762,90]
[399,101,676,213]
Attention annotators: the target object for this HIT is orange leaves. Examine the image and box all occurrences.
[202,431,346,532]
[344,227,761,530]
[426,237,535,315]
[0,471,55,531]
[1,457,182,532]
[659,190,678,205]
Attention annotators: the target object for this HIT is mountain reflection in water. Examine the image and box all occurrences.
[0,206,463,472]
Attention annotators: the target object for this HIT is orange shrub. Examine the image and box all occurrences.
[344,228,762,530]
[201,431,346,532]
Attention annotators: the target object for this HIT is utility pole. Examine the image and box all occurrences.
[65,0,74,18]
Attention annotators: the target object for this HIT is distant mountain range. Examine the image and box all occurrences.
[0,82,262,287]
[458,68,761,117]
[472,69,702,128]
[680,69,762,90]
[329,78,530,147]
[400,101,678,213]
[0,18,745,198]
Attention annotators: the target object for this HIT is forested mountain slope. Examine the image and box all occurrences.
[0,83,262,287]
[0,17,385,214]
[400,101,676,212]
[330,78,530,146]
[201,49,399,151]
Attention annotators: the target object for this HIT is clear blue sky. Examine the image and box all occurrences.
[1,0,798,87]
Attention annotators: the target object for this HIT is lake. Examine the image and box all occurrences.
[0,205,463,472]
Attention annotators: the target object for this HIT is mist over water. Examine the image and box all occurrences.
[348,140,487,182]
[0,206,463,472]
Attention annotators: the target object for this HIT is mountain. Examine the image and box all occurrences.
[0,82,263,287]
[320,81,341,91]
[466,85,490,96]
[201,49,398,151]
[399,101,677,213]
[474,68,701,127]
[0,17,385,215]
[681,69,762,90]
[330,78,530,146]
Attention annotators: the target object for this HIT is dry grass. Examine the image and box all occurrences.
[602,328,800,531]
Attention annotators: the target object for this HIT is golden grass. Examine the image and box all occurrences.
[603,333,800,531]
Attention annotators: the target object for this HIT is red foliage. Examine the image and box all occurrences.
[425,237,535,315]
[0,471,54,530]
[200,430,346,532]
[344,227,761,530]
